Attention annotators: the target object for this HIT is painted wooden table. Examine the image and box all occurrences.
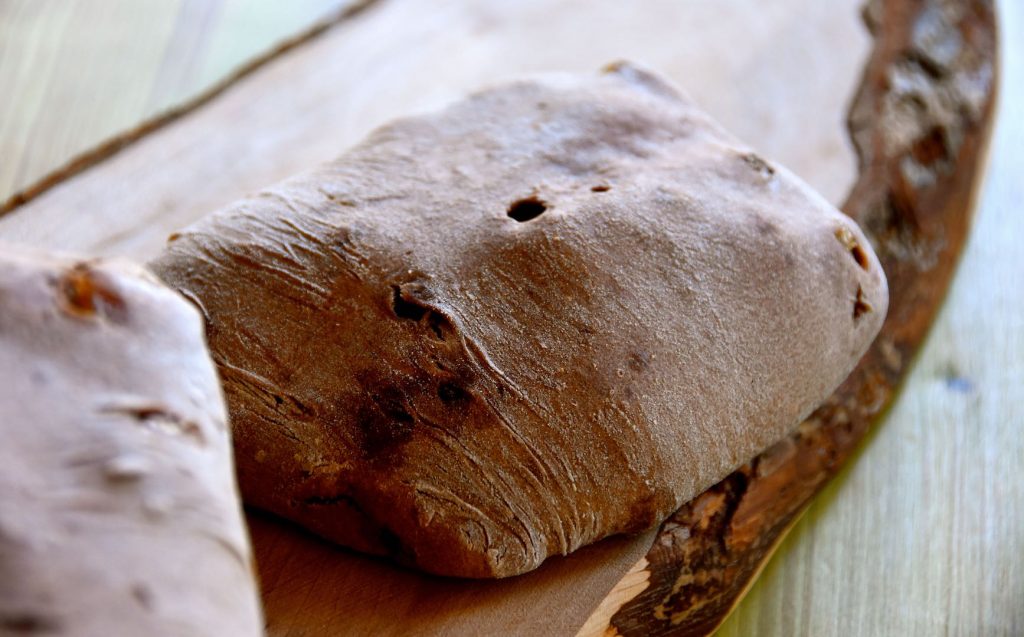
[1,1,1020,634]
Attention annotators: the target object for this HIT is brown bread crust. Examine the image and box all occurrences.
[151,64,887,578]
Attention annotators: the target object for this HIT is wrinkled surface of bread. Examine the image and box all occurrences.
[151,65,887,578]
[0,246,262,635]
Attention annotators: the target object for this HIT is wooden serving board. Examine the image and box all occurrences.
[0,0,997,635]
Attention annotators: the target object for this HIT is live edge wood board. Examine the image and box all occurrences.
[0,0,997,635]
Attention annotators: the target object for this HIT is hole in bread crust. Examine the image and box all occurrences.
[391,285,428,321]
[850,244,869,270]
[427,312,450,341]
[835,227,870,271]
[507,197,547,222]
[56,263,128,323]
[391,285,454,342]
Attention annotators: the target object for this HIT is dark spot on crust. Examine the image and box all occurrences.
[626,500,656,530]
[131,584,154,611]
[379,526,404,557]
[853,285,873,320]
[370,523,415,565]
[56,263,128,323]
[301,494,354,507]
[355,380,416,462]
[741,152,775,179]
[625,487,673,532]
[356,404,414,463]
[438,382,469,404]
[755,217,779,236]
[591,184,611,192]
[628,351,651,372]
[507,196,547,222]
[0,613,61,632]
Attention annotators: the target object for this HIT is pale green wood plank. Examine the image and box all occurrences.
[0,0,350,201]
[0,0,79,195]
[0,0,182,196]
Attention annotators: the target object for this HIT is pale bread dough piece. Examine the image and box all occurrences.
[0,246,263,635]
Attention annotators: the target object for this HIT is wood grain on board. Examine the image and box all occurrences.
[0,0,1012,635]
[250,513,656,637]
[0,0,357,201]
